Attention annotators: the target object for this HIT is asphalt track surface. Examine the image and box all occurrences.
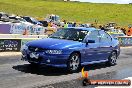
[0,47,132,88]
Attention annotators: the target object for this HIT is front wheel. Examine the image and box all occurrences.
[67,53,81,72]
[107,51,117,66]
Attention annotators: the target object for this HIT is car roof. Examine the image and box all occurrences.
[65,27,98,31]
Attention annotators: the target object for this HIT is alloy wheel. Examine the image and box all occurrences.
[68,53,80,72]
[108,51,117,65]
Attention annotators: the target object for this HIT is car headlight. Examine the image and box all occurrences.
[21,44,28,51]
[45,50,62,54]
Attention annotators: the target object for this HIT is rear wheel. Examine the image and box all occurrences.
[67,53,81,72]
[107,51,117,66]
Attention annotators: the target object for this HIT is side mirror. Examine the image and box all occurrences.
[86,40,95,46]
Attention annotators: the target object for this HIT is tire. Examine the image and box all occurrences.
[67,53,81,72]
[107,51,117,66]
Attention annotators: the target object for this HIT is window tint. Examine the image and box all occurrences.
[99,31,111,43]
[49,29,88,42]
[87,31,99,43]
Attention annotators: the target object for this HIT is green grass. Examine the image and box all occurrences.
[0,0,132,26]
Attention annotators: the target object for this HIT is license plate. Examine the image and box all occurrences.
[30,52,39,59]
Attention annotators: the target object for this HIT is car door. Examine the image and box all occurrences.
[99,30,113,60]
[83,30,101,62]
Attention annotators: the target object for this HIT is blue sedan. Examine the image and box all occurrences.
[21,27,120,72]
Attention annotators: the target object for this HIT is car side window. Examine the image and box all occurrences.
[99,31,112,43]
[87,31,99,43]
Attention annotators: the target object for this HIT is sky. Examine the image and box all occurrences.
[71,0,132,4]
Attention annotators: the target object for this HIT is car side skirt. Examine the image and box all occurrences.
[81,59,108,65]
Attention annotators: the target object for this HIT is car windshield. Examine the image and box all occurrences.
[49,28,89,42]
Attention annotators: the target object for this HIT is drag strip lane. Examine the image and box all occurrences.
[0,47,132,88]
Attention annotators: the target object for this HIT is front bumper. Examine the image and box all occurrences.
[21,50,69,68]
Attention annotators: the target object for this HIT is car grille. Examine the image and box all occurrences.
[27,55,42,62]
[28,46,45,52]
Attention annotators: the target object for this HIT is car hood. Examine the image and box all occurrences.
[26,38,83,49]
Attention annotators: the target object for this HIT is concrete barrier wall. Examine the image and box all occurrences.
[118,36,132,46]
[0,36,132,52]
[0,39,21,52]
[0,34,48,38]
[0,34,48,52]
[0,38,40,52]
